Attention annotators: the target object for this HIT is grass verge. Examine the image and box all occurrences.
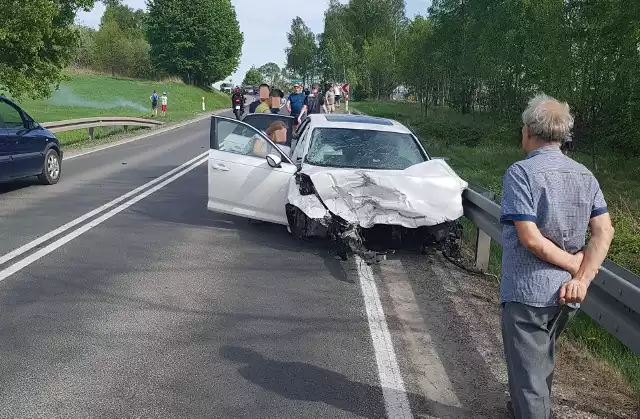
[354,100,640,395]
[8,69,229,148]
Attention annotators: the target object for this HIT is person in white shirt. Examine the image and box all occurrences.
[161,92,168,117]
[334,84,342,108]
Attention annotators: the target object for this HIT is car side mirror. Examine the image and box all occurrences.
[266,153,282,168]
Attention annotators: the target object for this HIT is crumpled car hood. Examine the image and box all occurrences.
[287,160,468,229]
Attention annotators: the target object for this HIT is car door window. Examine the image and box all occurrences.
[214,118,291,162]
[241,114,295,147]
[291,119,311,153]
[293,118,310,140]
[0,100,25,129]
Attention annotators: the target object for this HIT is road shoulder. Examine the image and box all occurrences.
[385,252,636,418]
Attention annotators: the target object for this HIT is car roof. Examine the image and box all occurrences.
[305,114,413,134]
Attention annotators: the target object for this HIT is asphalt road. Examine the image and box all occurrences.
[0,105,513,418]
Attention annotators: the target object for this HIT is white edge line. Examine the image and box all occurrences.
[0,151,208,266]
[355,256,413,419]
[64,111,216,160]
[0,156,207,283]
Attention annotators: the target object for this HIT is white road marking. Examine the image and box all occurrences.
[0,152,207,267]
[0,156,207,282]
[355,256,413,419]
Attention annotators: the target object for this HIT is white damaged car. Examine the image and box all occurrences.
[208,113,468,262]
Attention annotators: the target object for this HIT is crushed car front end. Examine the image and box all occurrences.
[286,161,468,263]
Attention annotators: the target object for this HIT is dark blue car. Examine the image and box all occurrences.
[0,96,62,185]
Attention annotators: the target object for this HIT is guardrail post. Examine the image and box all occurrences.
[474,191,496,272]
[475,229,492,272]
[88,127,94,141]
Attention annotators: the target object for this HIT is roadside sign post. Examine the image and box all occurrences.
[202,97,205,111]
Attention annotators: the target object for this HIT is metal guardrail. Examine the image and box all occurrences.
[464,187,640,355]
[352,106,639,354]
[42,117,163,140]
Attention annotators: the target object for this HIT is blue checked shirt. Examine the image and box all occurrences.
[500,146,608,307]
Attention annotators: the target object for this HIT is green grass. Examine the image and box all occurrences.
[7,69,229,147]
[355,100,640,394]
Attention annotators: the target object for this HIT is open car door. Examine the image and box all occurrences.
[241,113,296,149]
[208,116,297,225]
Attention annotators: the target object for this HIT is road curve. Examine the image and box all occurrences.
[0,106,518,418]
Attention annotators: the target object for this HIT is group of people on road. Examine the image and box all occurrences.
[285,81,349,126]
[233,81,349,128]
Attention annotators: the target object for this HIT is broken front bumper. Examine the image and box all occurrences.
[287,171,464,263]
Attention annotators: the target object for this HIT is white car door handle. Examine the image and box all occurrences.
[211,163,230,171]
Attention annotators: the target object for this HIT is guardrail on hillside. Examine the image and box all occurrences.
[464,185,640,355]
[42,117,163,140]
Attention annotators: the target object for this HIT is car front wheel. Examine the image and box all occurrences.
[38,149,61,185]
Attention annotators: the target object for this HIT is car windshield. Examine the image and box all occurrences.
[304,127,427,170]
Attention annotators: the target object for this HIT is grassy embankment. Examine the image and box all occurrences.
[11,68,229,148]
[354,100,640,395]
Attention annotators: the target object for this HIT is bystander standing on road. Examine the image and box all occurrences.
[499,94,615,419]
[344,82,351,112]
[286,83,306,127]
[269,88,284,114]
[324,85,335,114]
[297,83,326,125]
[334,83,342,109]
[250,83,271,114]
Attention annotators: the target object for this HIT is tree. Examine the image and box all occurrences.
[258,62,281,86]
[146,0,243,85]
[362,37,397,99]
[72,25,97,69]
[93,20,128,76]
[91,1,153,78]
[285,17,317,86]
[397,16,434,114]
[242,67,263,86]
[0,0,95,99]
[101,0,146,35]
[321,1,355,83]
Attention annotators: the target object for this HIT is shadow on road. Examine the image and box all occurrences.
[0,177,41,194]
[220,345,472,419]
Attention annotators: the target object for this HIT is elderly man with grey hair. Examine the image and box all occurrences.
[500,94,614,418]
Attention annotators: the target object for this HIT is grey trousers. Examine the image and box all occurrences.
[501,302,576,419]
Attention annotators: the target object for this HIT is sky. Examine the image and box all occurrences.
[75,0,432,86]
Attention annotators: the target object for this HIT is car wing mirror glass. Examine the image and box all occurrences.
[266,153,282,168]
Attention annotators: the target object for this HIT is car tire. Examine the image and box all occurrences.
[38,149,61,185]
[286,205,307,240]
